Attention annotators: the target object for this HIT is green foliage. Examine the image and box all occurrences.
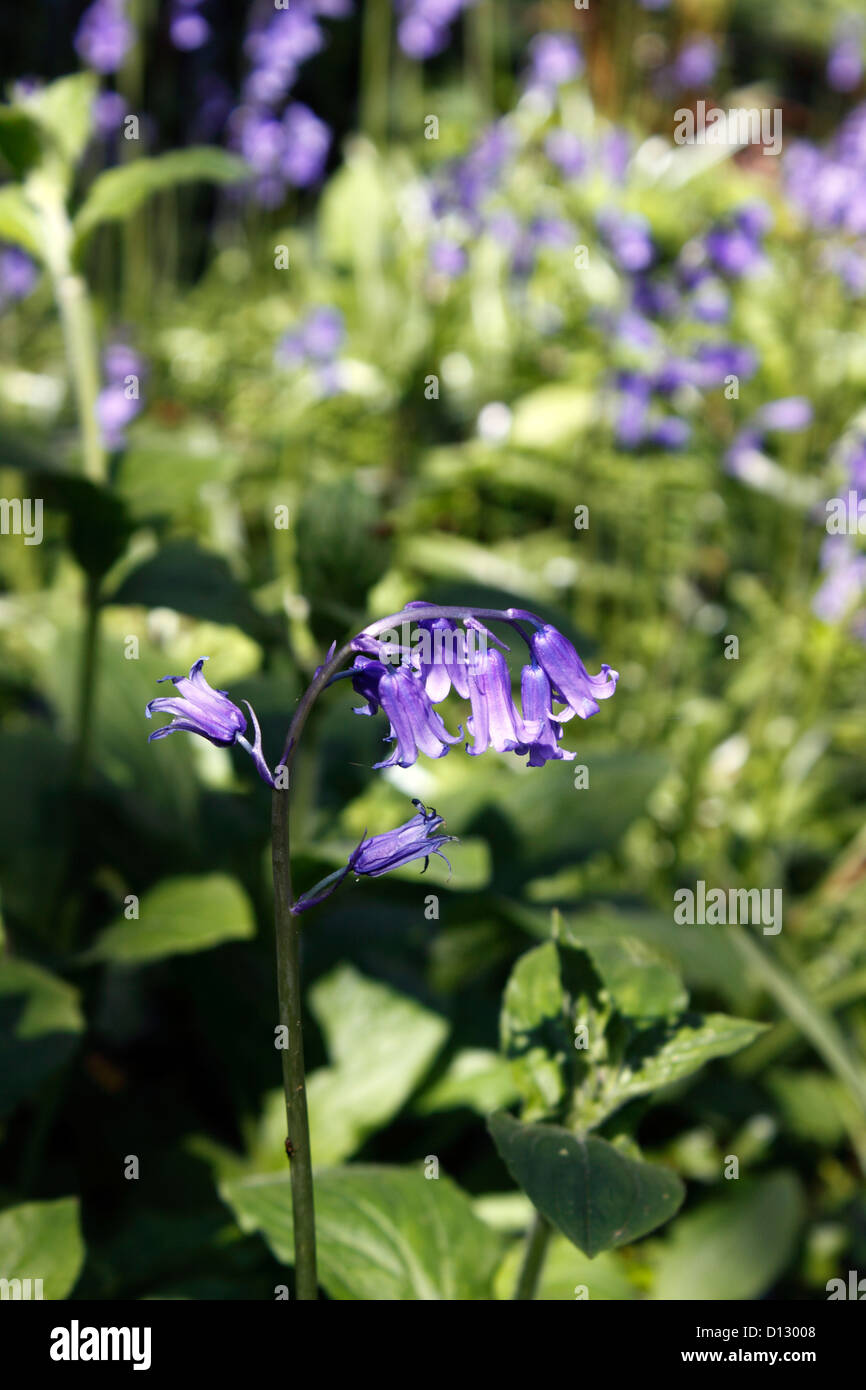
[221,1166,503,1300]
[84,875,256,964]
[0,1198,85,1300]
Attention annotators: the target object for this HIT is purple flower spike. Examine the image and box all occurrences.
[465,647,527,756]
[518,664,576,766]
[146,657,276,787]
[350,799,456,877]
[528,625,619,723]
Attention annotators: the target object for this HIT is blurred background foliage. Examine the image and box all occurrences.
[0,0,865,1299]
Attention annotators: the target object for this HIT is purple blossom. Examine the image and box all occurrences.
[350,657,462,768]
[92,90,127,136]
[396,0,468,60]
[828,32,863,93]
[465,647,527,756]
[96,341,146,450]
[545,129,587,179]
[705,223,765,277]
[755,397,813,432]
[650,416,691,450]
[430,238,468,276]
[170,8,211,53]
[597,209,654,272]
[75,0,133,74]
[526,33,583,90]
[528,623,619,721]
[0,247,37,305]
[280,103,331,186]
[146,657,276,787]
[518,664,575,766]
[672,37,719,89]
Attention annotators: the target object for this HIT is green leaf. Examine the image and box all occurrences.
[0,1197,85,1299]
[304,965,448,1165]
[83,874,255,964]
[24,73,96,168]
[221,1166,502,1300]
[32,471,132,580]
[295,480,392,641]
[0,958,84,1116]
[105,540,273,641]
[0,184,41,255]
[614,1012,770,1107]
[500,941,570,1119]
[73,148,248,247]
[0,107,44,177]
[573,935,688,1020]
[488,1112,685,1258]
[648,1173,805,1300]
[414,1048,520,1116]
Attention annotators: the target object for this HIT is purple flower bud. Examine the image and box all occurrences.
[170,12,211,51]
[672,37,719,90]
[349,799,456,877]
[430,238,467,277]
[828,35,863,93]
[92,90,127,136]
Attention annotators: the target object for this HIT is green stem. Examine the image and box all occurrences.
[72,577,101,785]
[271,785,318,1300]
[361,0,391,145]
[513,1211,552,1300]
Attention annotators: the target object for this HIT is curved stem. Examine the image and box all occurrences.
[268,602,536,1299]
[513,1211,552,1300]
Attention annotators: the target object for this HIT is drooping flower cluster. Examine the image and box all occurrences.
[146,607,618,902]
[349,606,618,770]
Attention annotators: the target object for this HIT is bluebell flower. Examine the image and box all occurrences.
[518,664,576,766]
[75,0,133,74]
[146,657,276,787]
[465,647,527,756]
[403,605,470,701]
[828,25,863,93]
[597,209,654,272]
[350,657,462,768]
[528,624,619,721]
[526,33,583,91]
[755,397,813,432]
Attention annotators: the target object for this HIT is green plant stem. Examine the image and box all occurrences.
[269,603,539,1297]
[72,576,101,785]
[361,0,391,145]
[513,1211,552,1300]
[271,785,318,1300]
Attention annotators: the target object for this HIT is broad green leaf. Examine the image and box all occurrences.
[0,107,43,177]
[105,540,273,641]
[0,184,41,255]
[488,1112,685,1258]
[501,942,569,1119]
[0,1197,85,1299]
[304,965,448,1165]
[84,874,255,964]
[24,74,96,168]
[494,1232,636,1300]
[73,148,248,247]
[0,958,84,1116]
[766,1069,849,1146]
[612,1013,769,1108]
[295,480,392,641]
[648,1173,805,1300]
[572,935,687,1020]
[414,1048,519,1116]
[221,1166,502,1300]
